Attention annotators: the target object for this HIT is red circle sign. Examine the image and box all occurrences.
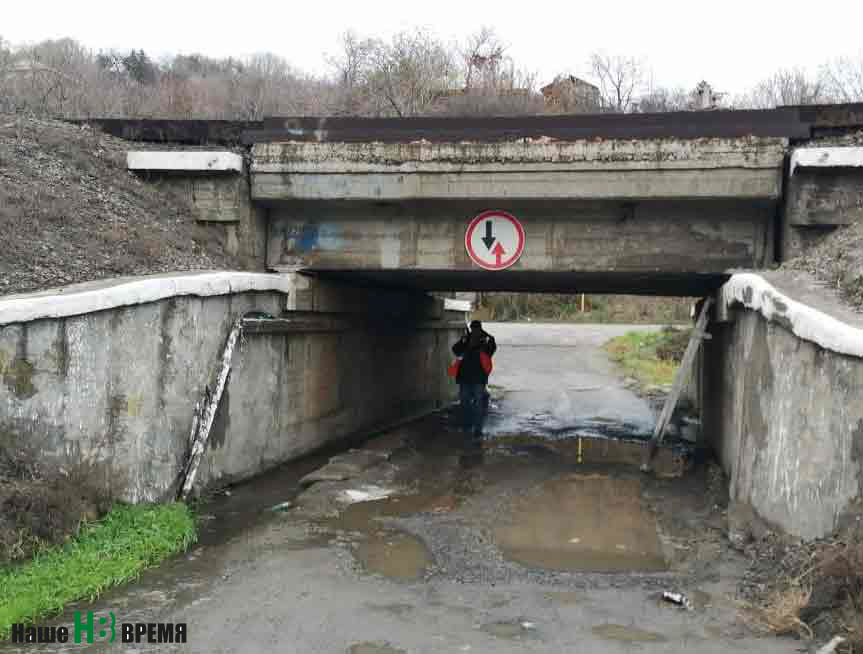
[465,210,526,271]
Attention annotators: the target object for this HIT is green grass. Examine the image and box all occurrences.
[472,293,693,324]
[0,502,196,638]
[604,328,690,388]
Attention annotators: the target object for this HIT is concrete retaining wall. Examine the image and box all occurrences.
[704,272,863,540]
[125,150,268,268]
[0,273,463,502]
[782,147,863,260]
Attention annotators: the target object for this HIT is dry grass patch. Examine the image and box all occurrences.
[741,585,814,639]
[740,529,863,651]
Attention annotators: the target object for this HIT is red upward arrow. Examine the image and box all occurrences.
[492,241,506,266]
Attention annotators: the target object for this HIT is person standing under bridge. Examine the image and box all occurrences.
[452,320,497,444]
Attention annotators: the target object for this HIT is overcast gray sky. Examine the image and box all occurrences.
[4,0,863,95]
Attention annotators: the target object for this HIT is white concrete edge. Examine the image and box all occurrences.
[721,273,863,358]
[127,151,244,173]
[443,298,472,312]
[0,272,295,326]
[789,146,863,177]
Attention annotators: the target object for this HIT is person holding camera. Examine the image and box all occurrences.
[451,320,497,444]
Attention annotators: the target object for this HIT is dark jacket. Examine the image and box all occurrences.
[452,331,497,385]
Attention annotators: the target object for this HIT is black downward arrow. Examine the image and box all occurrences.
[481,221,496,250]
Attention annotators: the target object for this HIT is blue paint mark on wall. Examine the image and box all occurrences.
[298,224,319,251]
[317,225,344,251]
[283,223,343,253]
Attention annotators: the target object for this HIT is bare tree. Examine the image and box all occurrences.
[327,31,375,89]
[637,85,689,113]
[0,36,11,71]
[326,31,378,114]
[16,31,863,123]
[735,67,827,109]
[821,54,863,102]
[587,53,647,113]
[423,27,546,116]
[364,29,457,117]
[460,27,507,90]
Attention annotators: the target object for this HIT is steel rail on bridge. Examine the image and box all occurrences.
[76,103,863,145]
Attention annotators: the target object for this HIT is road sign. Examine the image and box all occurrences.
[465,210,525,271]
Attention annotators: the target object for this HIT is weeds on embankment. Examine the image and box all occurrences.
[0,502,197,639]
[603,326,691,389]
[738,526,863,652]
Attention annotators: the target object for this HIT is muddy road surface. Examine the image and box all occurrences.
[2,323,800,653]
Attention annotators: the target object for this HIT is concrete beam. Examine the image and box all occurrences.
[252,137,787,173]
[789,146,863,176]
[267,200,773,274]
[443,298,472,312]
[127,151,244,173]
[286,274,445,320]
[254,169,782,202]
[251,137,785,202]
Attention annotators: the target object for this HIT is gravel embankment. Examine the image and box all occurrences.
[0,114,244,297]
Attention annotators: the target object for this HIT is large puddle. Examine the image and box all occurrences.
[323,493,460,582]
[353,532,430,582]
[493,473,667,572]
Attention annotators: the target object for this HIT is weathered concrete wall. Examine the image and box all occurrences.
[252,136,786,201]
[143,173,267,268]
[0,273,463,502]
[703,272,863,539]
[267,199,773,274]
[782,147,863,260]
[126,151,268,268]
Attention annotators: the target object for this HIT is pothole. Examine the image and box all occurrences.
[591,624,667,642]
[481,619,539,640]
[347,642,405,654]
[493,473,667,572]
[353,530,431,582]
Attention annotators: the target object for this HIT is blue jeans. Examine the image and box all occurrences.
[459,384,489,437]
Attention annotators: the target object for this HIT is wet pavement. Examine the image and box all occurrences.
[484,323,658,440]
[1,323,801,653]
[493,474,667,573]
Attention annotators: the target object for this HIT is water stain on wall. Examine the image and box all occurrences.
[852,419,863,478]
[3,356,37,399]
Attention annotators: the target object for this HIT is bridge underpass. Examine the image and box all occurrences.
[93,104,863,541]
[245,114,783,476]
[3,107,863,652]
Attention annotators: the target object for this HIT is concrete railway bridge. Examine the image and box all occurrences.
[2,105,863,540]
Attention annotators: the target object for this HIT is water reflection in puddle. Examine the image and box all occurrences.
[321,493,460,582]
[494,474,667,573]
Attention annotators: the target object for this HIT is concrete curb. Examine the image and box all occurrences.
[721,273,863,358]
[0,272,294,326]
[789,146,863,176]
[127,150,244,172]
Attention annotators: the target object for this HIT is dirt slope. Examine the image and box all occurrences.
[785,221,863,312]
[0,114,244,297]
[782,129,863,311]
